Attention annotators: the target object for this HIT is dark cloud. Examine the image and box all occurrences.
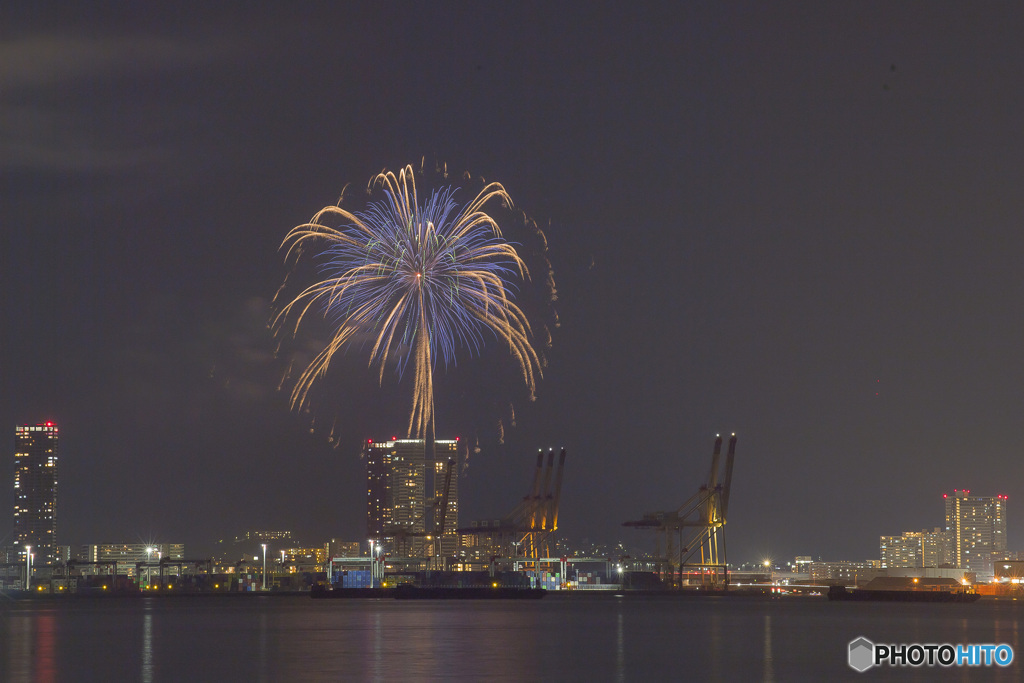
[0,32,248,173]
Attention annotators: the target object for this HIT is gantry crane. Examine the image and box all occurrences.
[459,448,567,566]
[624,434,736,588]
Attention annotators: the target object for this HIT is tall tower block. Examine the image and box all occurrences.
[14,423,59,565]
[944,489,1007,577]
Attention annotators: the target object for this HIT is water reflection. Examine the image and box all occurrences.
[708,609,722,679]
[3,609,56,683]
[5,611,33,682]
[615,608,625,682]
[762,614,774,683]
[141,606,153,683]
[4,597,1024,680]
[370,610,383,679]
[258,611,268,683]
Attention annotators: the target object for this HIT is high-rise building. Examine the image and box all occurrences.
[365,438,460,557]
[920,527,954,568]
[879,528,954,568]
[430,440,460,557]
[14,423,59,566]
[880,533,922,568]
[944,490,1008,576]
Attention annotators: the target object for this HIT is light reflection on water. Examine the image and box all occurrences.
[2,594,1024,681]
[615,606,625,682]
[141,607,152,683]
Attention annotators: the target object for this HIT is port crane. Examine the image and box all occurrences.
[624,434,736,588]
[459,448,567,567]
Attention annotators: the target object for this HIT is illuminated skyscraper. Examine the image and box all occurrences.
[944,490,1007,576]
[14,423,59,565]
[365,438,459,557]
[430,440,460,557]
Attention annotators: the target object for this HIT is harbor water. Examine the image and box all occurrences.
[2,592,1022,681]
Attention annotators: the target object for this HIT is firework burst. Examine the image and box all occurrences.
[274,165,541,439]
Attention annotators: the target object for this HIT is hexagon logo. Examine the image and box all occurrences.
[848,637,875,672]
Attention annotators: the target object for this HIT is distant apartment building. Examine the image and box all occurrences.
[365,438,460,558]
[282,547,328,571]
[13,423,59,565]
[235,531,294,544]
[880,533,921,568]
[944,490,1007,576]
[327,539,362,558]
[76,543,184,577]
[880,528,953,569]
[921,527,955,567]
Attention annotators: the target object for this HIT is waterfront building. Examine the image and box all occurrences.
[995,560,1024,582]
[880,533,921,568]
[880,528,956,569]
[365,438,460,558]
[282,546,328,572]
[809,560,883,586]
[944,490,1007,576]
[13,423,59,565]
[77,543,184,577]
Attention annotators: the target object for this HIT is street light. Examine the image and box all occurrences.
[25,545,32,591]
[261,544,268,590]
[146,547,155,587]
[369,539,375,588]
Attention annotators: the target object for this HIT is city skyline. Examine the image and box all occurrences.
[5,4,1024,563]
[11,418,1021,573]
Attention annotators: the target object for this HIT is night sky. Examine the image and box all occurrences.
[4,3,1024,563]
